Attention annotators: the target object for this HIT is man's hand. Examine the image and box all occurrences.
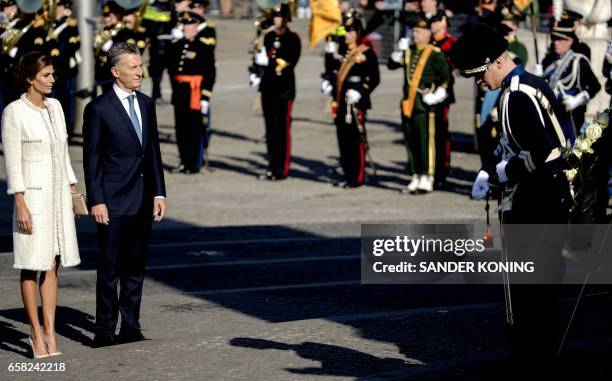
[325,41,338,54]
[390,50,403,63]
[91,204,109,225]
[345,89,361,105]
[153,198,166,222]
[496,160,509,183]
[397,37,410,51]
[562,91,590,111]
[200,100,210,115]
[249,73,261,88]
[321,80,333,95]
[471,170,490,200]
[255,48,269,66]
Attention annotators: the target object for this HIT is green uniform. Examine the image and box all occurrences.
[507,37,528,65]
[388,44,451,177]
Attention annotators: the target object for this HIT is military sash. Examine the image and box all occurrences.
[335,44,369,103]
[402,44,434,118]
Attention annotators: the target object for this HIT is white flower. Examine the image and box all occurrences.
[574,137,592,152]
[594,111,609,129]
[585,123,603,142]
[565,168,578,182]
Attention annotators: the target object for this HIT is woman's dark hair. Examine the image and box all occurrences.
[17,51,53,86]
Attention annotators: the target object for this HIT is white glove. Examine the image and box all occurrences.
[171,27,184,39]
[321,80,333,95]
[69,57,76,69]
[200,100,209,114]
[345,89,361,105]
[75,51,82,64]
[496,160,508,183]
[249,73,261,88]
[325,41,338,54]
[8,46,17,58]
[102,39,113,53]
[255,48,269,66]
[471,170,490,200]
[398,37,410,51]
[423,87,447,106]
[562,91,590,111]
[489,107,499,123]
[390,50,403,63]
[533,64,543,76]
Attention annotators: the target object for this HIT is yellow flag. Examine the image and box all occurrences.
[309,0,342,48]
[513,0,534,12]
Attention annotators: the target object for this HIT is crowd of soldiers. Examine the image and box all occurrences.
[1,0,217,174]
[1,0,610,184]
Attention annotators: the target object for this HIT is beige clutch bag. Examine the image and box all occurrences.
[72,193,89,215]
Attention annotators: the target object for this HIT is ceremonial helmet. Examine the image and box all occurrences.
[271,2,291,21]
[343,8,363,35]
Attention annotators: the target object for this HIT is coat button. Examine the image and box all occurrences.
[140,173,144,177]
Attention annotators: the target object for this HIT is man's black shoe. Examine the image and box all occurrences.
[117,329,147,344]
[93,333,117,348]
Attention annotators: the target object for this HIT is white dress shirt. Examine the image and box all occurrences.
[112,84,165,200]
[113,83,143,128]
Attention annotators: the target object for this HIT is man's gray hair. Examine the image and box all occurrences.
[108,42,140,68]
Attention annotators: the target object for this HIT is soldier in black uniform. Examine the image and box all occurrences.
[166,11,215,174]
[2,5,47,103]
[94,1,124,93]
[252,3,301,181]
[189,0,216,156]
[331,11,379,188]
[116,6,148,54]
[140,0,176,103]
[542,18,601,142]
[451,23,572,377]
[47,0,80,139]
[0,0,19,114]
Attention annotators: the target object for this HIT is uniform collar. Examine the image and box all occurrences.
[501,64,525,88]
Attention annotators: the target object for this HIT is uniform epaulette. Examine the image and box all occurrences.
[200,37,216,45]
[207,21,215,28]
[67,17,77,27]
[432,46,441,53]
[138,26,146,33]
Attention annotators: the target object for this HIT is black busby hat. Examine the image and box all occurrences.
[179,10,204,24]
[57,0,73,6]
[413,14,432,30]
[0,0,16,8]
[103,1,124,16]
[190,0,210,8]
[430,9,450,27]
[450,23,509,77]
[343,9,363,34]
[271,3,291,21]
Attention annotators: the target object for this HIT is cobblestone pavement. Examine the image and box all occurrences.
[0,18,611,381]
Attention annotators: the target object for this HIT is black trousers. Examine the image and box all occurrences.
[173,82,206,172]
[261,94,292,178]
[95,202,152,335]
[335,105,366,187]
[148,41,167,100]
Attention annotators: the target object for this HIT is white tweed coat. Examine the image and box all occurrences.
[1,94,80,271]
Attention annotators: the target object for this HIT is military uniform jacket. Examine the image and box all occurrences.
[258,29,301,100]
[334,43,380,110]
[3,16,47,72]
[47,16,80,77]
[321,27,347,83]
[543,49,601,101]
[166,32,216,101]
[114,26,148,54]
[387,44,450,113]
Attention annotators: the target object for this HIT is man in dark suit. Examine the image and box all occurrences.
[83,42,166,347]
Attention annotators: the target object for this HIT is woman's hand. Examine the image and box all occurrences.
[15,195,33,234]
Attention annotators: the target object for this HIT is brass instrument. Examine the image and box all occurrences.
[1,0,41,55]
[132,0,148,31]
[94,21,124,57]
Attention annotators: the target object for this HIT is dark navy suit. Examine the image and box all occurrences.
[83,88,166,336]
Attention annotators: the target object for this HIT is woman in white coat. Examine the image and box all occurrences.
[1,52,80,358]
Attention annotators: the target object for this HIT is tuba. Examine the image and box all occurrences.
[1,0,43,56]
